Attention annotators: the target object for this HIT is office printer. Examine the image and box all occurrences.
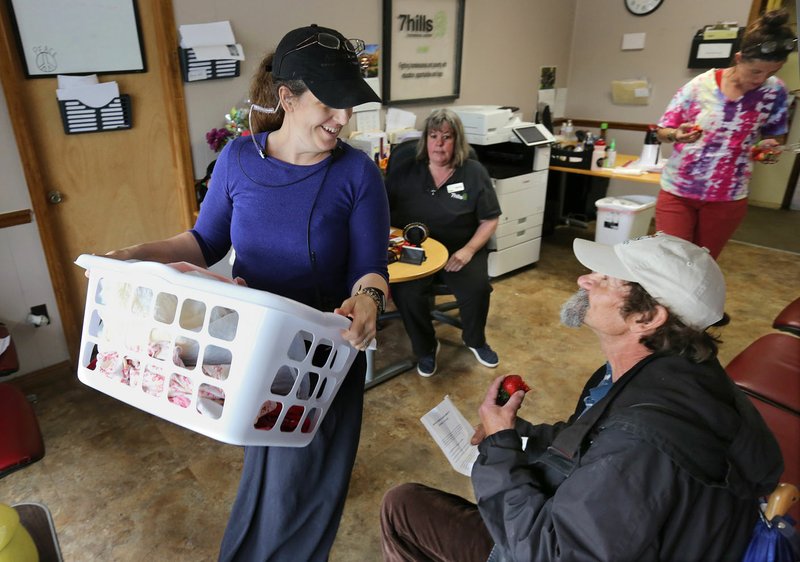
[449,105,554,171]
[452,105,518,145]
[449,105,556,277]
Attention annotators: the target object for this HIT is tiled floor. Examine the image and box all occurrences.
[3,222,799,561]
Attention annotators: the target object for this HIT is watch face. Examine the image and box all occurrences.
[625,0,663,16]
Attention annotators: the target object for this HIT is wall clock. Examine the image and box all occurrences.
[625,0,664,16]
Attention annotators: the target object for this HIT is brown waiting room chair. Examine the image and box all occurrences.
[0,383,63,560]
[726,332,800,522]
[0,382,44,478]
[773,297,800,337]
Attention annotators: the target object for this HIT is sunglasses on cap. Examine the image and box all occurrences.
[283,32,365,59]
[750,37,797,54]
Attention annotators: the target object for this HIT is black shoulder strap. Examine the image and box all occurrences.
[534,354,661,481]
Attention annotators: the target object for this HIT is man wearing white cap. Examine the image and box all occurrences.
[380,233,783,561]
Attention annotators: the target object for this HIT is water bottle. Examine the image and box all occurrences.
[561,119,575,142]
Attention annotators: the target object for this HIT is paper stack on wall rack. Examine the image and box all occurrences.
[179,21,244,82]
[703,22,739,40]
[56,74,131,134]
[611,79,651,105]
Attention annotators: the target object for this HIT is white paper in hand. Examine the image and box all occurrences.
[420,395,479,476]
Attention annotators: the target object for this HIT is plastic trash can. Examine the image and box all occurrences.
[594,195,656,245]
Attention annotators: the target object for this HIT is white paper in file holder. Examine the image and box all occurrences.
[58,94,132,135]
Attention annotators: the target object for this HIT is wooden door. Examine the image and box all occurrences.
[0,0,196,363]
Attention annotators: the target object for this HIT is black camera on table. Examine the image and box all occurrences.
[387,222,428,265]
[400,222,428,264]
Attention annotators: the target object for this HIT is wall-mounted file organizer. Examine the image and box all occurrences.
[58,94,132,135]
[179,47,240,82]
[688,27,743,69]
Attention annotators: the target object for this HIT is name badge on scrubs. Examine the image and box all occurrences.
[447,182,465,194]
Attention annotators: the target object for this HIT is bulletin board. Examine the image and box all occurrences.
[7,0,146,78]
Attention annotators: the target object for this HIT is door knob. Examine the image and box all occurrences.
[47,190,63,204]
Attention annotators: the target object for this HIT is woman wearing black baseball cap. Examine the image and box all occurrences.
[210,24,388,561]
[105,23,387,561]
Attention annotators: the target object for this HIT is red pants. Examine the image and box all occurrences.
[654,190,748,260]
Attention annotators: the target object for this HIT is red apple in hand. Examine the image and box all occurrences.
[496,375,531,406]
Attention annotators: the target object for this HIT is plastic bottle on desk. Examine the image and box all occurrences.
[591,139,606,171]
[604,139,617,168]
[599,122,609,143]
[561,119,575,142]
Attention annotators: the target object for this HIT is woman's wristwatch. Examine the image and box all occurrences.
[667,129,677,143]
[355,287,386,316]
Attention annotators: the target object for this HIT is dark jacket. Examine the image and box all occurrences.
[472,354,783,562]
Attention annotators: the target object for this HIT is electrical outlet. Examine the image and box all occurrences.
[31,304,48,317]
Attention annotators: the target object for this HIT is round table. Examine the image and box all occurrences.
[365,229,450,389]
[388,228,449,283]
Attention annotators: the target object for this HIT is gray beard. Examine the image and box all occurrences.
[560,288,589,328]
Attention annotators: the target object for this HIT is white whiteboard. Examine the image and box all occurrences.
[9,0,145,77]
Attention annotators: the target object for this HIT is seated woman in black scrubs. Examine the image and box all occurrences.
[387,108,501,377]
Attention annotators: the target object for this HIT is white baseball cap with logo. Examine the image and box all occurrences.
[572,233,725,330]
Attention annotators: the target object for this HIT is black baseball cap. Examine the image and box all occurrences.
[272,24,381,109]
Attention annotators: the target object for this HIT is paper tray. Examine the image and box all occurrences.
[58,94,132,135]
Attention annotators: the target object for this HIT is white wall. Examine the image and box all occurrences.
[0,86,69,377]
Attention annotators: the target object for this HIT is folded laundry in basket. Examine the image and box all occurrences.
[93,340,230,410]
[95,270,238,364]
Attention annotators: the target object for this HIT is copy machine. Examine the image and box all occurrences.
[449,105,555,277]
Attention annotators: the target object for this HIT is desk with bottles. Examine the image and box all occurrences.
[549,153,662,185]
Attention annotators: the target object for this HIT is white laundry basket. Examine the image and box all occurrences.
[594,195,657,245]
[75,254,357,447]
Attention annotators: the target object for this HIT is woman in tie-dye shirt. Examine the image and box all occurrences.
[655,9,793,263]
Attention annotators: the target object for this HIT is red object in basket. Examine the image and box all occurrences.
[255,404,312,433]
